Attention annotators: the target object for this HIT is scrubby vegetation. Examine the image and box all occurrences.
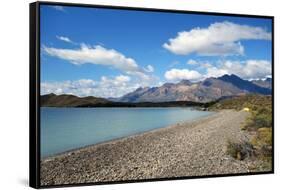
[226,141,254,160]
[211,94,273,171]
[209,94,272,111]
[245,107,272,130]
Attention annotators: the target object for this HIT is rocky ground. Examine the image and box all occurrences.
[41,110,261,186]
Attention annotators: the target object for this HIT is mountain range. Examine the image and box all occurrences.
[251,78,272,89]
[41,93,209,107]
[114,74,272,103]
[41,74,272,107]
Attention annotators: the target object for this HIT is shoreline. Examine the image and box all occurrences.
[41,109,261,186]
[42,111,216,160]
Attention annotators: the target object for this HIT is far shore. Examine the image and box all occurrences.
[41,109,262,186]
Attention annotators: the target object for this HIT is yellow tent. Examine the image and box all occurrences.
[243,107,250,112]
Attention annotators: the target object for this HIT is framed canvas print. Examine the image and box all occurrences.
[29,1,274,188]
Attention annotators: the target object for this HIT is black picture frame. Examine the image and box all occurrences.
[30,1,274,189]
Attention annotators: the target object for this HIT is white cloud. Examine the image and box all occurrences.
[205,66,229,78]
[187,59,198,65]
[41,79,96,96]
[166,59,271,82]
[204,59,271,79]
[56,36,72,43]
[200,62,213,69]
[115,75,131,83]
[222,60,271,79]
[41,75,140,98]
[163,21,271,56]
[43,44,153,81]
[145,65,154,72]
[165,68,203,81]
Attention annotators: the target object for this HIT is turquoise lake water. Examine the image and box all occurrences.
[41,107,213,158]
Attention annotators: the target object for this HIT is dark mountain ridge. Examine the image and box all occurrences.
[218,74,271,95]
[251,77,272,89]
[117,74,271,103]
[41,93,110,107]
[41,93,211,108]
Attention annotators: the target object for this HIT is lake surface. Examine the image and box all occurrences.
[41,107,213,158]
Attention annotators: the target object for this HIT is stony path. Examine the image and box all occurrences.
[41,110,252,186]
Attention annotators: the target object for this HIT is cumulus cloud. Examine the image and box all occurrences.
[43,44,153,81]
[222,60,271,79]
[163,21,271,56]
[114,75,131,82]
[205,66,228,78]
[165,68,203,81]
[203,59,271,79]
[56,36,73,43]
[165,59,271,82]
[41,75,140,98]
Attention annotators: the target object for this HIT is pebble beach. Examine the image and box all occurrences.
[41,110,257,186]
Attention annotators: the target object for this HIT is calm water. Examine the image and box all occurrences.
[41,107,213,158]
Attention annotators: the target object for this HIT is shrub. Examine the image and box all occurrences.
[244,112,272,131]
[226,141,255,160]
[254,114,272,128]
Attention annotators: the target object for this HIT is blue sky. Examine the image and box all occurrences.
[40,5,272,97]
